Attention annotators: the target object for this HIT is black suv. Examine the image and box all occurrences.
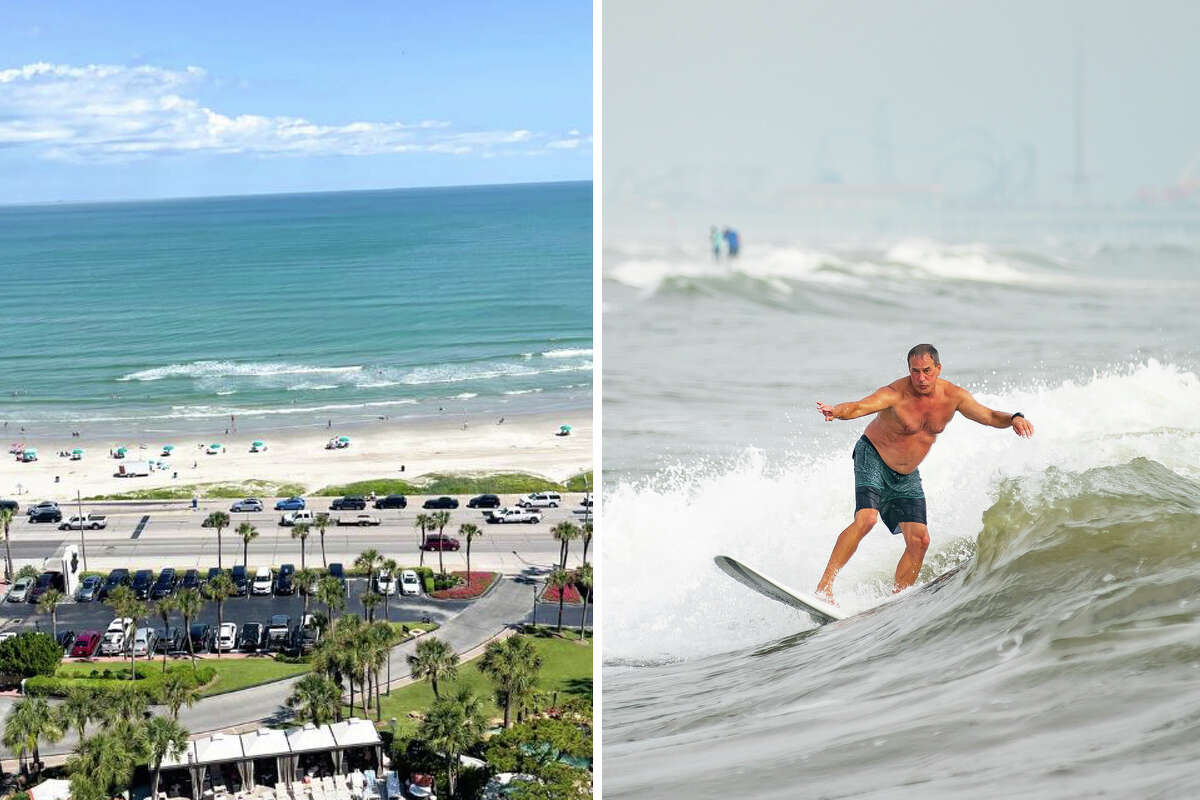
[28,505,62,523]
[468,494,502,509]
[239,623,264,652]
[131,570,154,599]
[330,496,367,510]
[150,568,177,599]
[187,623,212,652]
[373,494,407,509]
[230,565,249,596]
[29,571,65,603]
[179,569,201,592]
[422,496,459,509]
[155,627,185,654]
[99,568,131,600]
[327,562,347,593]
[201,567,223,597]
[275,563,295,595]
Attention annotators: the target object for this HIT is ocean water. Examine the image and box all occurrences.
[602,214,1200,797]
[0,181,591,438]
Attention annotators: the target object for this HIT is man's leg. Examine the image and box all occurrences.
[815,507,879,602]
[893,522,930,592]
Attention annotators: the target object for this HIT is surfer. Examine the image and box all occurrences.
[710,226,722,260]
[814,344,1034,603]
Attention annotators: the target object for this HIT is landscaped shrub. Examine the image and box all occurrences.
[0,632,62,678]
[431,571,498,600]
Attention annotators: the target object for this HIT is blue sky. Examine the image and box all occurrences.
[0,1,592,203]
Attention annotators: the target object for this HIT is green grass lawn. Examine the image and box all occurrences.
[85,480,306,501]
[45,658,312,698]
[360,627,593,736]
[315,471,591,497]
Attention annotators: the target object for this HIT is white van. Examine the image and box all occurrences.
[517,491,562,508]
[252,567,273,595]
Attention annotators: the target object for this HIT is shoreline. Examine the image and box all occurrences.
[0,406,591,501]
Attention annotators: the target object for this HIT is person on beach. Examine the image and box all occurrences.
[814,344,1034,604]
[710,226,722,260]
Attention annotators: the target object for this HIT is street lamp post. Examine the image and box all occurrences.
[76,489,87,571]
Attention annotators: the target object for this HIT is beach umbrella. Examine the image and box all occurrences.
[162,444,175,452]
[560,425,572,433]
[71,448,83,455]
[116,446,127,455]
[210,443,222,449]
[251,440,265,448]
[337,436,350,444]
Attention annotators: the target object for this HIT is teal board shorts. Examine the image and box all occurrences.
[852,435,927,535]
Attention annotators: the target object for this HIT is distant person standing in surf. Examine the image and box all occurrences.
[814,344,1034,603]
[710,226,722,260]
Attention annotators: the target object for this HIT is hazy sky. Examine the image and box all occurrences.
[0,1,592,203]
[604,0,1200,233]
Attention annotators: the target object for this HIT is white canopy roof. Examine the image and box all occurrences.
[241,727,291,759]
[160,740,198,769]
[194,731,245,764]
[29,778,71,800]
[286,722,337,753]
[329,717,382,748]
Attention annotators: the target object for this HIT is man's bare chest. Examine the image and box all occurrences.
[887,401,954,436]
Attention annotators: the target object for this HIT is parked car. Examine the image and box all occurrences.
[485,506,542,524]
[26,500,59,517]
[580,494,593,508]
[59,513,107,530]
[327,563,347,594]
[101,617,134,655]
[375,570,396,596]
[70,630,102,658]
[230,498,264,513]
[421,534,460,551]
[467,494,502,509]
[203,567,223,593]
[239,622,265,652]
[55,629,76,653]
[0,499,18,513]
[29,571,66,602]
[516,491,562,508]
[421,496,459,509]
[230,565,249,596]
[400,569,421,596]
[265,615,291,652]
[337,513,381,527]
[215,622,238,653]
[131,569,154,599]
[251,566,273,596]
[75,575,102,602]
[373,494,407,509]
[131,627,159,657]
[295,614,320,654]
[99,568,131,600]
[274,563,296,595]
[274,497,306,511]
[180,569,201,592]
[151,568,178,599]
[0,632,15,643]
[6,577,33,603]
[187,623,212,653]
[155,627,185,654]
[28,505,63,523]
[330,496,367,511]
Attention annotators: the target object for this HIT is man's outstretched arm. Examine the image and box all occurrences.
[817,386,901,421]
[956,390,1034,438]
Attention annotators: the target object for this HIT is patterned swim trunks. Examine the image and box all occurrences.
[852,434,927,535]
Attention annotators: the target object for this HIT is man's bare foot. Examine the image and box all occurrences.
[814,585,837,605]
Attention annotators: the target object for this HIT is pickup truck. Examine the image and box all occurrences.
[485,506,543,524]
[59,513,108,530]
[336,513,381,527]
[279,510,316,526]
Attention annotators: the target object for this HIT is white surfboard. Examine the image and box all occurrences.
[714,555,846,624]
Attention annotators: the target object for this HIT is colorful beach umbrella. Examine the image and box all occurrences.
[251,440,265,447]
[337,436,350,443]
[560,425,572,433]
[162,444,174,452]
[71,448,83,455]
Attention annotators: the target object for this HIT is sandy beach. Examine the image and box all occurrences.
[0,409,591,502]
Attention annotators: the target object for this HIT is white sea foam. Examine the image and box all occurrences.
[401,361,591,386]
[286,384,340,391]
[542,348,593,359]
[355,381,402,388]
[503,388,544,395]
[604,361,1200,662]
[453,393,478,399]
[120,361,364,382]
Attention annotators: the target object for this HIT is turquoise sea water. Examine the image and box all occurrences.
[0,181,591,438]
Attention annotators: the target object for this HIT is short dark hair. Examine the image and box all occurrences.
[907,344,940,366]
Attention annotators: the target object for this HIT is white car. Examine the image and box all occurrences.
[101,617,133,655]
[216,622,238,652]
[375,570,396,596]
[400,569,421,596]
[516,491,562,508]
[251,567,273,595]
[6,577,33,603]
[131,627,158,657]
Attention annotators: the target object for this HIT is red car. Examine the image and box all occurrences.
[421,534,460,551]
[69,630,102,658]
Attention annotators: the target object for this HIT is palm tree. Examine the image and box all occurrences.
[291,523,311,570]
[431,510,451,576]
[162,670,201,721]
[205,510,231,569]
[354,548,384,604]
[551,521,581,570]
[206,572,235,658]
[175,587,205,671]
[4,696,64,779]
[361,590,382,623]
[368,621,394,720]
[296,567,318,618]
[547,568,572,633]
[237,521,259,571]
[314,512,332,568]
[142,716,190,800]
[153,595,180,672]
[459,522,482,582]
[317,576,346,626]
[414,513,434,567]
[581,521,593,564]
[480,635,542,728]
[576,562,593,641]
[59,686,98,743]
[100,688,149,734]
[381,557,398,693]
[407,636,459,700]
[420,687,487,799]
[37,588,63,640]
[0,507,14,582]
[287,673,341,726]
[68,730,137,800]
[105,585,143,682]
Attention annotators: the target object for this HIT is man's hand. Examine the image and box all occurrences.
[1012,415,1034,438]
[817,401,837,422]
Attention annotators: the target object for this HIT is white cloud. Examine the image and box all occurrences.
[0,62,592,162]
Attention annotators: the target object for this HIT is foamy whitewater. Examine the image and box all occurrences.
[602,220,1200,797]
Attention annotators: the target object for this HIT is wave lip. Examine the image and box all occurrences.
[119,360,364,382]
[542,348,593,358]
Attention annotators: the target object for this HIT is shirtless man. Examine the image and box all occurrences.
[814,344,1034,603]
